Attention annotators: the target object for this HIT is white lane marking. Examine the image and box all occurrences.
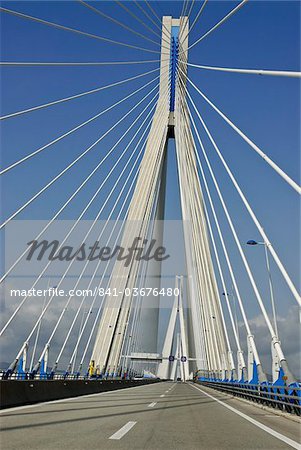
[160,394,165,398]
[0,382,166,414]
[190,384,301,450]
[109,421,137,440]
[148,402,157,408]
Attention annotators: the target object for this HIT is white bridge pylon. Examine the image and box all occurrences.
[90,16,236,379]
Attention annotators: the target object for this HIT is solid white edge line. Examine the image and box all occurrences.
[0,382,166,414]
[189,383,301,450]
[109,421,137,440]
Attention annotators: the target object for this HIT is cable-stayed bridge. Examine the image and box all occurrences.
[0,1,300,449]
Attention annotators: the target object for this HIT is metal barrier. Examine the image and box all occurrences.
[197,380,301,416]
[0,371,134,381]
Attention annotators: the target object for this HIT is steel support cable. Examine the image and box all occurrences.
[0,87,162,334]
[174,93,212,372]
[0,84,162,287]
[144,1,172,40]
[0,60,160,66]
[182,98,264,372]
[174,92,208,370]
[105,109,172,374]
[178,0,194,41]
[177,75,261,366]
[177,82,245,370]
[54,109,157,368]
[187,0,196,20]
[1,73,161,174]
[179,0,248,54]
[118,237,154,375]
[93,87,171,370]
[185,62,301,78]
[184,89,294,379]
[178,116,217,370]
[0,7,161,54]
[92,77,171,373]
[122,256,148,372]
[12,105,157,367]
[71,166,140,372]
[61,134,148,372]
[37,117,150,367]
[0,81,161,230]
[78,0,160,47]
[119,183,160,373]
[176,72,213,371]
[185,75,301,193]
[78,91,170,370]
[180,107,234,372]
[60,95,165,370]
[181,0,208,43]
[0,67,161,121]
[134,1,170,43]
[115,1,162,40]
[183,77,301,308]
[183,142,224,373]
[100,133,170,373]
[193,141,246,365]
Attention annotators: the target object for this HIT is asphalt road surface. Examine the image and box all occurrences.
[0,382,300,449]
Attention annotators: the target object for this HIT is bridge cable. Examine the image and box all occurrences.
[180,0,248,54]
[134,1,171,43]
[182,74,301,308]
[181,0,208,42]
[185,62,301,78]
[0,72,162,174]
[114,1,163,41]
[64,130,149,373]
[177,79,247,373]
[53,101,161,369]
[77,87,171,371]
[0,66,161,121]
[0,82,163,284]
[144,0,172,41]
[179,100,235,373]
[183,84,296,381]
[0,60,161,66]
[185,75,301,193]
[0,84,163,337]
[36,112,152,369]
[10,93,163,367]
[0,7,161,54]
[0,80,161,229]
[78,0,160,47]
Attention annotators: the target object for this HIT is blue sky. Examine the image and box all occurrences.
[0,1,300,375]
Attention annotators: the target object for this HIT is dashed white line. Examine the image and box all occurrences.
[190,383,301,450]
[109,421,137,440]
[148,402,157,408]
[160,394,165,398]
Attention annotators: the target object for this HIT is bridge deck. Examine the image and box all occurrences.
[0,382,300,449]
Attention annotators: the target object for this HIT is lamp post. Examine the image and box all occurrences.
[247,240,278,338]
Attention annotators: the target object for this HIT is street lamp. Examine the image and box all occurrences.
[247,240,278,337]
